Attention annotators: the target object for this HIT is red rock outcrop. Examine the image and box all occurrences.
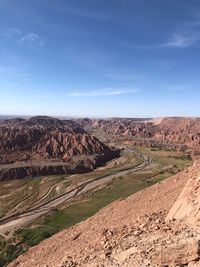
[77,117,200,154]
[0,116,119,180]
[155,117,200,154]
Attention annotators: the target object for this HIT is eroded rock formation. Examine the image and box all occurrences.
[77,117,200,154]
[0,116,118,180]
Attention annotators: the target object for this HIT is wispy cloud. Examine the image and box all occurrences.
[20,33,45,47]
[165,33,200,48]
[121,30,200,50]
[0,28,45,48]
[122,34,199,50]
[69,88,139,97]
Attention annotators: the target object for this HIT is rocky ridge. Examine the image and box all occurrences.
[77,117,200,154]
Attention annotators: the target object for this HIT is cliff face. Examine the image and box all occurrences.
[0,116,118,180]
[8,161,200,267]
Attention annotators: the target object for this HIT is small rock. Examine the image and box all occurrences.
[134,230,140,236]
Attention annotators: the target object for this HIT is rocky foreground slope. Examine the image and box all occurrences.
[8,160,200,267]
[0,116,118,180]
[77,117,200,154]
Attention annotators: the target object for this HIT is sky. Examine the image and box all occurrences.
[0,0,200,118]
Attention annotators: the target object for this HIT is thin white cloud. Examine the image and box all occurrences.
[165,33,200,48]
[69,88,140,97]
[121,31,200,50]
[0,28,45,47]
[122,36,199,50]
[20,33,39,43]
[20,33,45,47]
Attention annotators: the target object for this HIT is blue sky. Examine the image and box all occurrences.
[0,0,200,117]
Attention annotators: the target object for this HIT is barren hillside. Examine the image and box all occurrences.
[8,160,200,267]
